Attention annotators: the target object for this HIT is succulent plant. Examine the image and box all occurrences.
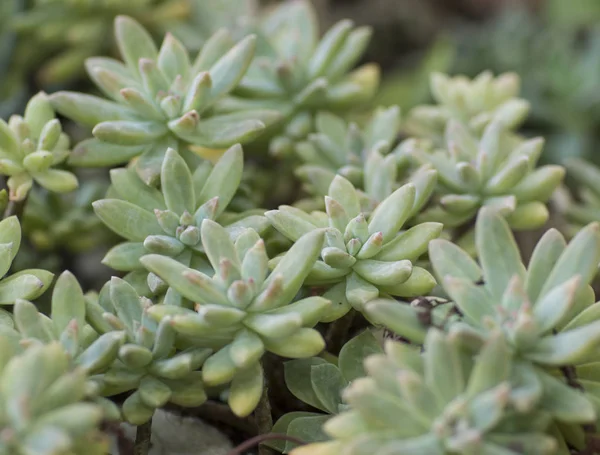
[0,92,78,201]
[12,0,207,87]
[292,330,558,455]
[367,208,600,442]
[294,106,402,195]
[221,0,379,157]
[452,6,600,166]
[95,145,268,298]
[405,71,530,145]
[82,277,211,424]
[139,222,329,417]
[0,216,53,320]
[50,15,279,185]
[267,330,383,453]
[555,158,600,238]
[20,180,113,254]
[0,337,111,455]
[267,175,441,318]
[410,119,564,231]
[293,106,438,217]
[3,271,125,379]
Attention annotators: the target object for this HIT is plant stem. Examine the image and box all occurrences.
[2,197,27,220]
[254,385,275,455]
[226,434,306,455]
[325,309,356,355]
[133,418,152,455]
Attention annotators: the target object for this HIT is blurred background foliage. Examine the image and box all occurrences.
[2,0,598,292]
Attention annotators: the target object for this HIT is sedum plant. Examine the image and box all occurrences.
[0,92,78,201]
[4,271,126,382]
[556,158,600,237]
[0,337,111,455]
[140,222,329,417]
[85,277,211,424]
[292,106,437,218]
[12,0,202,86]
[294,106,403,197]
[20,181,113,256]
[405,71,530,145]
[223,0,379,157]
[50,15,278,185]
[292,330,558,455]
[268,330,383,453]
[366,208,600,451]
[1,2,599,454]
[411,119,564,232]
[0,216,53,318]
[267,175,441,317]
[95,145,268,298]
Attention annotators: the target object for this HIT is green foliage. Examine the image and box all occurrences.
[293,331,558,455]
[1,2,600,454]
[411,119,564,231]
[268,330,383,453]
[293,106,438,219]
[557,158,600,237]
[225,0,379,157]
[0,338,111,455]
[0,216,53,312]
[140,222,328,417]
[405,71,529,144]
[11,0,213,87]
[21,181,113,254]
[268,175,440,316]
[361,208,600,453]
[451,5,600,165]
[0,92,78,201]
[86,277,210,424]
[95,145,268,298]
[50,15,278,184]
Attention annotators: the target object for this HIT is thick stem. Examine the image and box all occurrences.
[3,197,27,220]
[133,418,152,455]
[254,386,275,455]
[325,309,356,355]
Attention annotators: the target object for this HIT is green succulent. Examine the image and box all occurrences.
[0,337,111,455]
[294,106,402,195]
[293,106,437,217]
[19,180,114,254]
[267,330,383,453]
[411,119,564,231]
[139,221,329,417]
[369,208,600,440]
[452,6,600,166]
[95,145,268,298]
[12,0,204,87]
[405,71,529,145]
[292,330,558,455]
[222,0,379,157]
[81,277,211,424]
[0,216,53,321]
[50,15,279,185]
[2,271,126,380]
[556,158,600,237]
[0,92,78,201]
[267,175,441,318]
